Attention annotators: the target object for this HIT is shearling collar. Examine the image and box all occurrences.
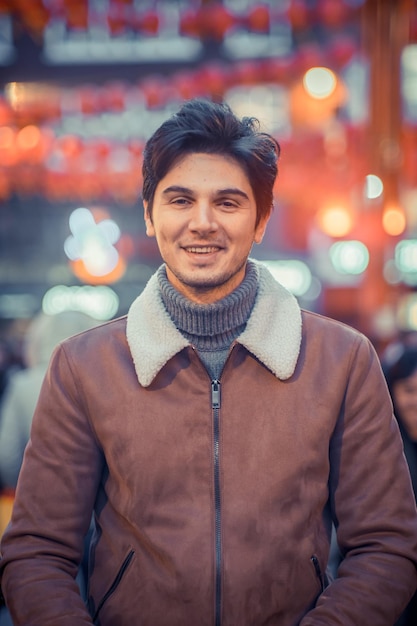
[126,260,302,387]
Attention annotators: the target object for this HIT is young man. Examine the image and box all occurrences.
[1,99,417,626]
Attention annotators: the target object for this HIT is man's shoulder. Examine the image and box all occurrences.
[301,308,368,343]
[60,315,128,352]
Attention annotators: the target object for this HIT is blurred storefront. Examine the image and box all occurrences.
[0,0,416,353]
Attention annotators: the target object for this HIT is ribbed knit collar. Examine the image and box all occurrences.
[157,260,259,347]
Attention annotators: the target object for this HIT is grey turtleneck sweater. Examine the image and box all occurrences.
[157,260,259,380]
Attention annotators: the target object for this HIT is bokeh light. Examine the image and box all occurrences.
[329,240,369,275]
[262,259,312,296]
[303,67,337,99]
[65,206,123,279]
[382,207,406,236]
[316,206,353,237]
[42,284,119,320]
[365,174,384,199]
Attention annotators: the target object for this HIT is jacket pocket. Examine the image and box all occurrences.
[310,554,325,593]
[92,548,135,623]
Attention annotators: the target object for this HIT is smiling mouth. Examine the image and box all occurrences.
[184,246,221,254]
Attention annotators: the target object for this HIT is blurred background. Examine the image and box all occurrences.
[0,0,416,376]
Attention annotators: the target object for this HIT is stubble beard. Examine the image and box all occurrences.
[167,256,248,296]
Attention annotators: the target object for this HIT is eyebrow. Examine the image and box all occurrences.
[161,186,193,196]
[161,185,250,200]
[217,188,250,200]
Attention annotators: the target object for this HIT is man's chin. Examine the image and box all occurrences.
[166,261,247,299]
[176,269,232,290]
[181,270,243,295]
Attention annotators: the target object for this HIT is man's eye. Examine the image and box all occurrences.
[172,197,189,205]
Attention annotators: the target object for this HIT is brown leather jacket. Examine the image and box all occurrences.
[1,262,417,625]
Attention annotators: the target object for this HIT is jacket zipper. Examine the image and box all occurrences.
[212,379,222,626]
[311,554,325,593]
[92,549,135,623]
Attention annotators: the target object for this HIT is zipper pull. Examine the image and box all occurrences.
[311,555,325,592]
[211,380,221,409]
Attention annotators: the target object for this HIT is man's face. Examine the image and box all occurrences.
[144,152,269,304]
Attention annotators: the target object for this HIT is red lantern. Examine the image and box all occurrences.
[101,81,126,112]
[107,4,128,35]
[179,9,200,38]
[316,0,349,28]
[261,57,293,85]
[64,0,89,30]
[328,37,357,67]
[197,64,229,98]
[197,5,235,41]
[293,44,324,75]
[127,139,145,160]
[172,71,198,100]
[57,134,84,161]
[79,86,101,114]
[247,5,270,33]
[232,60,261,86]
[19,2,50,36]
[141,78,169,109]
[287,0,310,30]
[134,10,159,35]
[91,139,112,161]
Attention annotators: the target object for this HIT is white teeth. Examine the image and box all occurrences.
[187,247,218,253]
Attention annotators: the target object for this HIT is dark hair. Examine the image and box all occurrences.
[142,98,280,227]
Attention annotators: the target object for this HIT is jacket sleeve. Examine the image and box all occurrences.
[301,333,417,625]
[0,344,103,625]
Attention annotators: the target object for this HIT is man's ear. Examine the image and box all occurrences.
[143,201,155,237]
[253,211,271,244]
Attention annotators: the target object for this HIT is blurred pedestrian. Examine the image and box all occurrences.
[0,310,98,489]
[382,335,417,625]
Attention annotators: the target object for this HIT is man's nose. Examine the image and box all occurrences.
[188,202,218,233]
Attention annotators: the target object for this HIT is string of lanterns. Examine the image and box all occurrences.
[3,0,363,39]
[0,33,357,126]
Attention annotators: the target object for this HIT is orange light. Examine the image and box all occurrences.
[16,125,41,151]
[56,134,83,161]
[382,207,406,236]
[316,206,353,237]
[0,126,18,166]
[290,71,347,130]
[70,256,126,285]
[0,126,15,149]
